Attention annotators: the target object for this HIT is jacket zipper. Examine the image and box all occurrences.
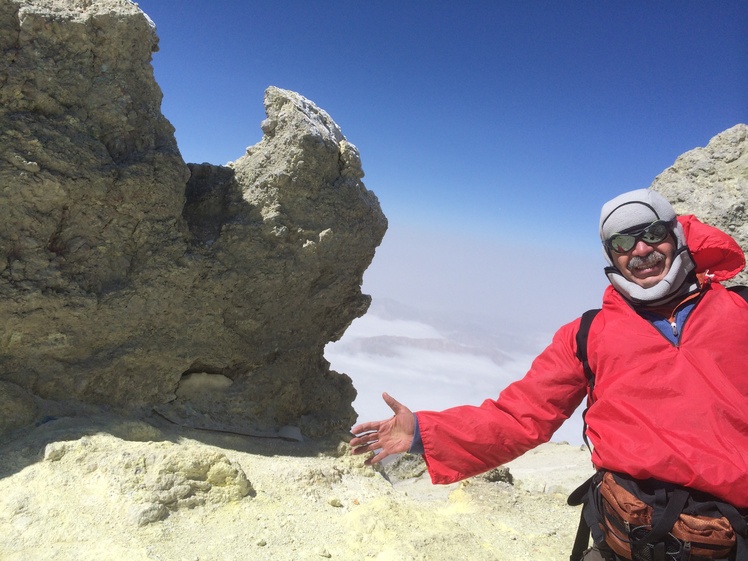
[667,288,707,345]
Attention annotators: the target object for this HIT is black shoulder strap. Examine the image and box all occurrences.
[727,285,748,302]
[576,308,601,389]
[568,311,601,561]
[576,308,601,453]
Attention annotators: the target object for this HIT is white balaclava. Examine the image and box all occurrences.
[599,189,697,306]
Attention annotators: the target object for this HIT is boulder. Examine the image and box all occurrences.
[0,0,386,439]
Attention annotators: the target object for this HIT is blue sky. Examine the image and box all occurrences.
[135,2,747,434]
[137,1,746,249]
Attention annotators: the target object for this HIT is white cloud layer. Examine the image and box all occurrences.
[327,307,586,446]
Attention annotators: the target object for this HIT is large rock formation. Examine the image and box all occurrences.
[651,124,748,286]
[0,0,386,439]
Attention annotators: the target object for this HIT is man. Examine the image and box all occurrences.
[350,189,748,561]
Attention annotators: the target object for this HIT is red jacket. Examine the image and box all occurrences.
[416,215,748,507]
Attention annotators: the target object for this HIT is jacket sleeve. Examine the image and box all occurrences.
[416,319,589,484]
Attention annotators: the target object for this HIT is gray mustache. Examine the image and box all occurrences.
[628,251,665,271]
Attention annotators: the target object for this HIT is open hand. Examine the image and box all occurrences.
[349,393,416,465]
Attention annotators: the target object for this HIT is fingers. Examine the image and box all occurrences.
[349,431,378,449]
[364,448,389,466]
[352,393,403,434]
[350,393,413,465]
[382,392,404,414]
[350,420,379,436]
[350,434,383,461]
[351,441,376,456]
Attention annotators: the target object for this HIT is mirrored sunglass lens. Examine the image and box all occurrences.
[641,223,668,243]
[610,235,635,252]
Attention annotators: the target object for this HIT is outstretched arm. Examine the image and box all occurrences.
[350,393,416,465]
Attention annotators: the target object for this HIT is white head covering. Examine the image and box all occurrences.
[599,189,697,306]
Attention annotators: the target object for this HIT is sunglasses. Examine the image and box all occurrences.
[605,220,672,253]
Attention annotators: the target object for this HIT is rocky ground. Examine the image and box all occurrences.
[0,411,594,561]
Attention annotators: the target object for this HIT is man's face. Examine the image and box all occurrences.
[611,234,676,288]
